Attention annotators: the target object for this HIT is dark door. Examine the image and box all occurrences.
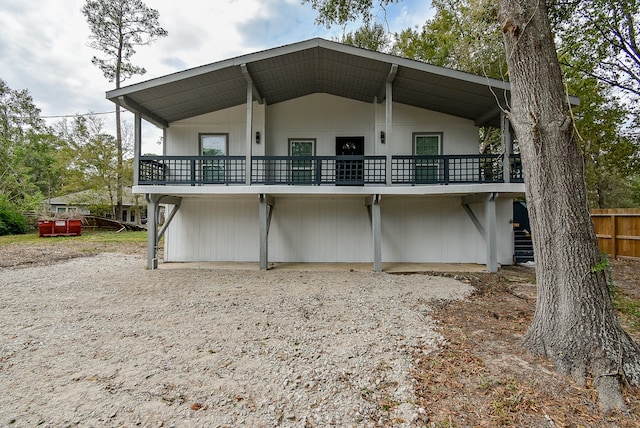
[335,136,365,185]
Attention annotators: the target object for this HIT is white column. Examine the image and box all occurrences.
[246,80,253,185]
[501,111,512,183]
[385,82,393,184]
[134,113,141,186]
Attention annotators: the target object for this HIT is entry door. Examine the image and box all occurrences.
[335,136,364,185]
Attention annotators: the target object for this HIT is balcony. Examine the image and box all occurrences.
[138,154,524,186]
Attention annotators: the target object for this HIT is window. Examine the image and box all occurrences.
[414,133,442,183]
[200,133,228,183]
[290,139,315,184]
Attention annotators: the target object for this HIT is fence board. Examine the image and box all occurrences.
[591,209,640,260]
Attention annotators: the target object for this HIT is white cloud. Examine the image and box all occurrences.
[0,0,433,153]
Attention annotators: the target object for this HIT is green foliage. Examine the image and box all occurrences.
[82,0,168,85]
[392,0,506,79]
[553,0,640,99]
[0,78,75,211]
[341,22,390,52]
[305,0,398,27]
[0,195,27,236]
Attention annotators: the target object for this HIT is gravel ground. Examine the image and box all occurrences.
[0,253,472,427]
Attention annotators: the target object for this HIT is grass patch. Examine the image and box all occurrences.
[0,229,147,246]
[612,288,640,334]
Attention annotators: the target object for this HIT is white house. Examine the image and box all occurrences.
[106,38,528,271]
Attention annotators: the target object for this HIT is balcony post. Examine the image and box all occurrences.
[134,113,141,186]
[501,111,512,183]
[245,80,253,185]
[385,64,397,185]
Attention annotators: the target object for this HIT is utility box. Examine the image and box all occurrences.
[39,219,82,237]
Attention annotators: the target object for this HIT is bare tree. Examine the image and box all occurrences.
[82,0,167,221]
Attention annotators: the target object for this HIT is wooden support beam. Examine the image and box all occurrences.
[241,63,264,104]
[145,195,182,270]
[145,194,159,270]
[462,193,499,272]
[365,195,382,272]
[485,193,498,273]
[118,96,169,128]
[259,194,275,270]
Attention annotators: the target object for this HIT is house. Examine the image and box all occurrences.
[106,38,528,272]
[46,189,147,225]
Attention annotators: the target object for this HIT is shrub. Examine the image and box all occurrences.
[0,197,27,236]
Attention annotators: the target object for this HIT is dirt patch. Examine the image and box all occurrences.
[413,262,640,427]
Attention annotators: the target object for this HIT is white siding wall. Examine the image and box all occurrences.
[165,102,265,156]
[164,196,514,266]
[164,197,259,262]
[266,94,374,155]
[163,93,479,156]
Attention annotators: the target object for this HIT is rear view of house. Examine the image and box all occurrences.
[107,38,525,271]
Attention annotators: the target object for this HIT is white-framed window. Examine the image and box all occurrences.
[199,133,228,182]
[289,138,315,184]
[414,133,442,183]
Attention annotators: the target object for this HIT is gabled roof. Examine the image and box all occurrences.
[107,38,514,128]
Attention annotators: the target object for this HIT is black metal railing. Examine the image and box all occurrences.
[391,154,505,185]
[139,156,246,185]
[138,154,523,186]
[509,154,524,183]
[251,156,386,185]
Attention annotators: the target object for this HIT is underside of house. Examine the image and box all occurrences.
[106,38,528,272]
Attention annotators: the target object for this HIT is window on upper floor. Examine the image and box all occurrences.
[289,138,315,184]
[414,133,442,183]
[200,133,228,183]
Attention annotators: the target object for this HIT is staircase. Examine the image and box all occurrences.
[514,230,534,263]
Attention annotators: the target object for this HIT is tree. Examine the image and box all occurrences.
[341,22,391,52]
[0,79,69,212]
[498,0,640,412]
[304,0,640,411]
[56,114,129,219]
[553,0,640,100]
[82,0,167,221]
[393,0,505,78]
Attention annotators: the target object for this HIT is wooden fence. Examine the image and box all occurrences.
[591,208,640,260]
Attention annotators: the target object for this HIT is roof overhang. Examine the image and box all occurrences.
[106,38,574,129]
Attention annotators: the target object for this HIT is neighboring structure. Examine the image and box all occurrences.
[46,189,146,225]
[107,38,529,271]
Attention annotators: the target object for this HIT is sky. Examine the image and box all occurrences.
[0,0,433,153]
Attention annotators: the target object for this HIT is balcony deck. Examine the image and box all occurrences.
[138,154,524,188]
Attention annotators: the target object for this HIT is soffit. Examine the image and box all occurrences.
[106,38,512,128]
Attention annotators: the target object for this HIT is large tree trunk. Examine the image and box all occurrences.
[497,0,640,412]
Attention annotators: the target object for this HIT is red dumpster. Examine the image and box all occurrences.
[39,219,82,237]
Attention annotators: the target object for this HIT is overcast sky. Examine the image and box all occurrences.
[0,0,433,153]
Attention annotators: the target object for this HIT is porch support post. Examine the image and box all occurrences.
[365,195,382,272]
[501,111,512,183]
[146,194,159,270]
[462,193,499,273]
[259,194,275,270]
[134,113,141,186]
[484,192,498,273]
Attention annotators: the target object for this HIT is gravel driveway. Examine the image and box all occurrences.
[0,253,472,427]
